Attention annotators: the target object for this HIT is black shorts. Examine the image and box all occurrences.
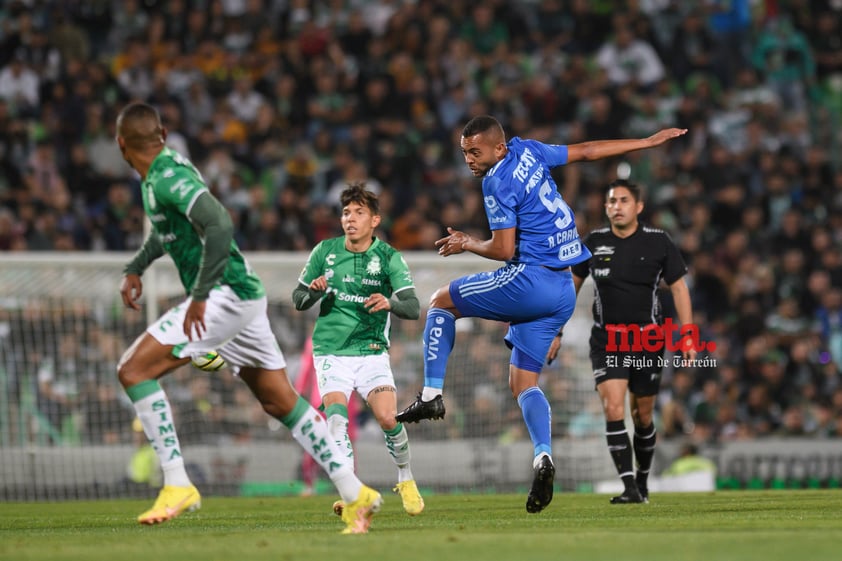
[589,326,664,396]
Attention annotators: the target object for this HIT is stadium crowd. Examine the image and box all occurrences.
[1,0,842,447]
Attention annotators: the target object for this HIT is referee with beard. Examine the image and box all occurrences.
[547,179,696,503]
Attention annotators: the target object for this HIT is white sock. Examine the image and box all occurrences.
[288,404,361,503]
[134,390,191,487]
[384,424,413,482]
[533,451,553,469]
[327,413,354,460]
[421,387,442,402]
[331,470,364,504]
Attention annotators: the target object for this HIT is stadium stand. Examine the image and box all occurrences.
[1,0,841,465]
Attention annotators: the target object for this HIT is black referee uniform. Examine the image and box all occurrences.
[572,224,688,395]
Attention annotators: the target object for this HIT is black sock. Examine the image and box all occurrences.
[606,420,635,492]
[634,423,656,488]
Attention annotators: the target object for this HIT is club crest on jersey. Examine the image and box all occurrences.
[366,256,381,275]
[593,245,615,256]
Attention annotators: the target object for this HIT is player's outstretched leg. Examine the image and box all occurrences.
[526,454,555,513]
[242,365,383,534]
[396,392,445,423]
[281,397,383,533]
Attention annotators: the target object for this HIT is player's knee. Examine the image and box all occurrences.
[260,399,287,420]
[603,401,626,421]
[378,415,398,432]
[632,408,654,427]
[428,286,451,309]
[117,360,145,388]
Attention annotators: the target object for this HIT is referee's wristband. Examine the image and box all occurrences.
[555,330,563,338]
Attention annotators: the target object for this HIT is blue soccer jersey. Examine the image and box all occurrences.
[481,137,592,268]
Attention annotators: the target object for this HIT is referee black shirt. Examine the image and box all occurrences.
[572,224,688,328]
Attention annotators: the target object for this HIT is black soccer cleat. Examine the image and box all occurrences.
[610,487,645,504]
[396,393,445,423]
[525,455,555,513]
[636,481,649,504]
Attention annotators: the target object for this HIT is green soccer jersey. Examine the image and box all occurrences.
[142,147,264,300]
[298,237,415,356]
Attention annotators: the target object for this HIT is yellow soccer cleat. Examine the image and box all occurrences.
[340,485,382,534]
[394,480,425,516]
[137,485,201,525]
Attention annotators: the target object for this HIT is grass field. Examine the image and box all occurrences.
[1,491,840,561]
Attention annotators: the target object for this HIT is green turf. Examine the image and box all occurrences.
[1,491,840,561]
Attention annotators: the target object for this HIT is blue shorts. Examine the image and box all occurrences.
[449,263,576,368]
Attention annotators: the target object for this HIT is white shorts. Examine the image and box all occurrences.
[313,353,394,402]
[147,286,286,370]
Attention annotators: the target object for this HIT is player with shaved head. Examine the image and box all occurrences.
[114,102,382,534]
[397,114,686,513]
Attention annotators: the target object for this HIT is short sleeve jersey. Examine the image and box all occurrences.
[572,225,687,327]
[298,237,414,356]
[481,137,592,268]
[143,147,264,300]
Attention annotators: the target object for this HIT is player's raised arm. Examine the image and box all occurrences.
[566,128,687,163]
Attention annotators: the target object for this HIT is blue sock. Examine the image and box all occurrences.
[517,387,552,457]
[422,309,455,390]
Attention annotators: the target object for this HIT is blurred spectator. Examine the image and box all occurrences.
[595,13,666,90]
[0,49,40,117]
[751,16,815,113]
[668,9,716,87]
[91,182,144,251]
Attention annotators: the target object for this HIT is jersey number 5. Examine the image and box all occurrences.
[539,180,573,230]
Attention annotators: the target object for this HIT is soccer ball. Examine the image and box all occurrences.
[191,351,226,371]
